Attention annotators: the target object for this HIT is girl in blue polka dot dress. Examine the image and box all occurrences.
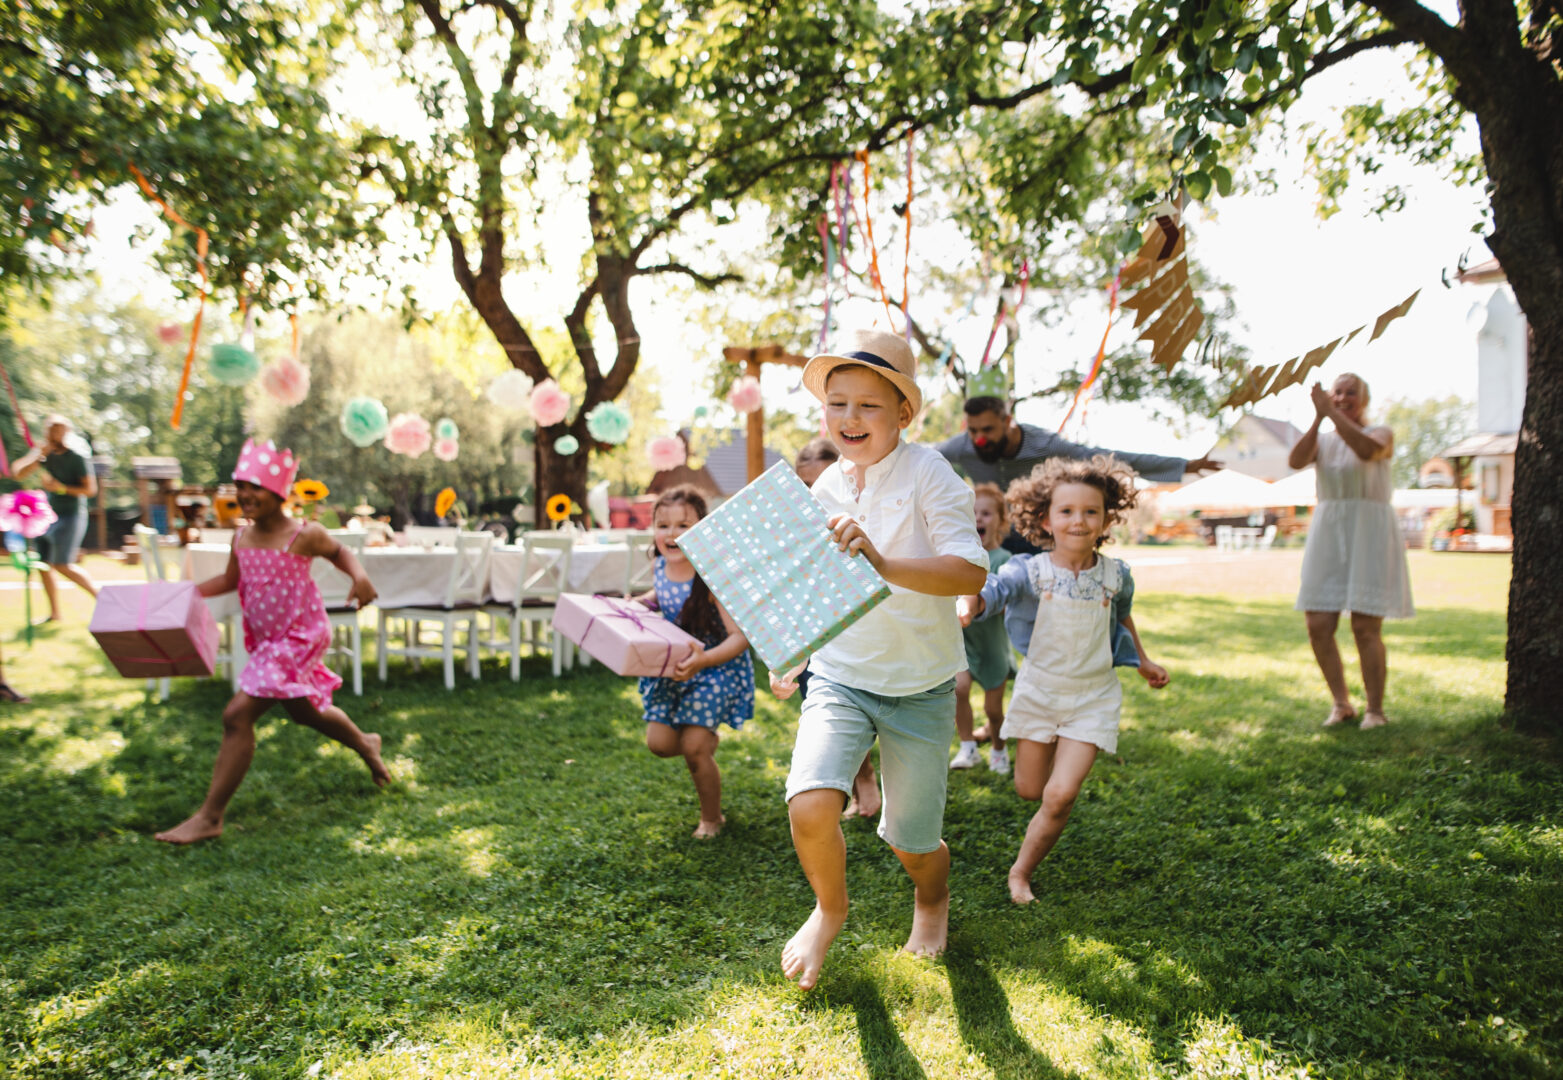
[636,485,754,838]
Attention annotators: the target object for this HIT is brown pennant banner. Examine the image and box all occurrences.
[1266,357,1307,394]
[1119,227,1186,289]
[1219,365,1274,410]
[1341,324,1366,347]
[1369,290,1420,342]
[1299,337,1343,377]
[1120,257,1188,328]
[1158,306,1204,373]
[1139,287,1196,354]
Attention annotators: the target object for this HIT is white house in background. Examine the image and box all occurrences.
[1445,259,1524,539]
[1213,414,1305,481]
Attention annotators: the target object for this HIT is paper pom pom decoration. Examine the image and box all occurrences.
[433,437,460,462]
[585,401,633,445]
[435,487,458,519]
[435,418,459,440]
[209,342,261,387]
[692,405,708,420]
[260,355,311,406]
[546,493,574,522]
[157,321,183,344]
[486,369,535,412]
[340,397,390,447]
[554,434,580,456]
[728,375,762,415]
[0,490,57,539]
[530,380,571,427]
[647,435,687,472]
[292,479,330,503]
[385,412,433,458]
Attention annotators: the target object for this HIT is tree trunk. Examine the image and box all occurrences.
[534,423,591,529]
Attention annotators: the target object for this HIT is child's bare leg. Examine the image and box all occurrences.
[1009,737,1097,903]
[954,671,978,742]
[783,788,850,990]
[1305,611,1355,724]
[645,722,680,758]
[53,561,99,600]
[894,840,950,957]
[156,693,269,843]
[281,698,390,786]
[1350,612,1389,725]
[984,685,1007,760]
[679,725,724,837]
[37,566,62,622]
[849,752,881,818]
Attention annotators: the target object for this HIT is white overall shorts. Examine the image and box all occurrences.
[1000,553,1124,753]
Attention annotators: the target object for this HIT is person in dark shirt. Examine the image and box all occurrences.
[14,415,100,622]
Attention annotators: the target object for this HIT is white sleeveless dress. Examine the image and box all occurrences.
[1295,431,1414,618]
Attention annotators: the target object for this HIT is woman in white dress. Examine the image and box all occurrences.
[1290,373,1413,729]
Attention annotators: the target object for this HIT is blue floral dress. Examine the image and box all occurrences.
[639,558,755,730]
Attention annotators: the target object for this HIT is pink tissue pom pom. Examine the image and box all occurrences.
[728,375,763,415]
[384,413,433,458]
[0,489,58,539]
[646,435,687,472]
[530,379,572,427]
[260,355,310,407]
[433,437,460,462]
[157,321,183,344]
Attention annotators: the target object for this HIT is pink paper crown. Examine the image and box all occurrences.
[232,437,299,499]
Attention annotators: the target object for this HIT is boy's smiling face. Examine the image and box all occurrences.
[824,366,912,469]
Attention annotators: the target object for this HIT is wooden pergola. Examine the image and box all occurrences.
[722,344,807,483]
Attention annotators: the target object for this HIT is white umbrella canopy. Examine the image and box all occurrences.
[1157,470,1280,513]
[1266,467,1318,507]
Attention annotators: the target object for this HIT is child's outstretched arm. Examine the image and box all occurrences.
[828,515,987,596]
[1122,615,1169,688]
[959,557,1033,626]
[672,600,749,682]
[296,523,378,608]
[196,548,240,597]
[770,659,807,699]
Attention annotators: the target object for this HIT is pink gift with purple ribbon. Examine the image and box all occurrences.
[553,593,699,677]
[90,582,219,678]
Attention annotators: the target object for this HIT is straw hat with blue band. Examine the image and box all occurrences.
[801,328,923,418]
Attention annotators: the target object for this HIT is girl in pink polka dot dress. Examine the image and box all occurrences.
[156,439,390,845]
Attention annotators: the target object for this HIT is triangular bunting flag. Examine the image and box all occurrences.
[1157,306,1204,372]
[1369,290,1420,343]
[1120,257,1189,329]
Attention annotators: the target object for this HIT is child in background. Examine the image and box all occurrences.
[636,485,754,839]
[950,483,1014,775]
[960,456,1168,902]
[794,437,881,820]
[156,439,388,844]
[772,329,988,989]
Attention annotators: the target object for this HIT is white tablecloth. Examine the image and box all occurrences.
[488,543,638,604]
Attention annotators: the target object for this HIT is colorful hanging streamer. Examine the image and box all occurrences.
[977,259,1031,370]
[1058,269,1121,433]
[902,133,915,342]
[853,150,897,330]
[816,213,832,353]
[128,164,208,431]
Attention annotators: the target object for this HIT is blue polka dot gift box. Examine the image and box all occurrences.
[674,462,892,674]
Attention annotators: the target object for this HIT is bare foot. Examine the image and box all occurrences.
[972,724,993,745]
[1008,870,1036,905]
[155,813,223,845]
[693,815,725,839]
[852,773,881,819]
[1359,711,1389,729]
[782,904,847,991]
[1323,703,1357,727]
[903,889,949,957]
[0,681,28,703]
[359,733,391,787]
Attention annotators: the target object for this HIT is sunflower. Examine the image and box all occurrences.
[546,493,574,522]
[435,487,458,519]
[293,479,330,503]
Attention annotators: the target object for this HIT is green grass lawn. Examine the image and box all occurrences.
[2,553,1557,1078]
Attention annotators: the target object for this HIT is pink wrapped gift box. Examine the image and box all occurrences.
[90,582,218,678]
[553,593,699,677]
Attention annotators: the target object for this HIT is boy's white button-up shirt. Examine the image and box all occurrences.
[808,440,989,697]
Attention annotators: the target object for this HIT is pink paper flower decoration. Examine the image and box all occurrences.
[384,412,433,458]
[433,437,460,462]
[157,321,184,344]
[259,355,311,407]
[728,375,763,415]
[530,380,571,427]
[0,489,58,539]
[646,435,687,472]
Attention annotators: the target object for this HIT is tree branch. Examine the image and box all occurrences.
[1358,0,1466,66]
[636,262,744,289]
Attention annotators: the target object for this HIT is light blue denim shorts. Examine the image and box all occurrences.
[785,676,957,854]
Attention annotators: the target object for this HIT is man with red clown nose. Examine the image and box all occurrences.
[936,395,1223,554]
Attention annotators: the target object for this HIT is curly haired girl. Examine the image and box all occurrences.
[958,455,1169,902]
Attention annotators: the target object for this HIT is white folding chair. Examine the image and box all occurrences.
[404,525,458,548]
[132,525,172,701]
[320,530,369,696]
[622,531,657,597]
[480,533,574,679]
[377,532,492,689]
[197,527,235,546]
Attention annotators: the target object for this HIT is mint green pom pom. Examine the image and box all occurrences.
[209,343,260,387]
[340,397,389,448]
[554,434,580,456]
[584,402,632,445]
[692,405,708,420]
[435,417,459,440]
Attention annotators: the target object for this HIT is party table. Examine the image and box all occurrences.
[488,542,638,604]
[183,544,456,610]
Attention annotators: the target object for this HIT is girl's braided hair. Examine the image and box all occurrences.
[1006,455,1138,550]
[650,485,726,646]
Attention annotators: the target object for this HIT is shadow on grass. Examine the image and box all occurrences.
[839,977,930,1080]
[944,944,1077,1080]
